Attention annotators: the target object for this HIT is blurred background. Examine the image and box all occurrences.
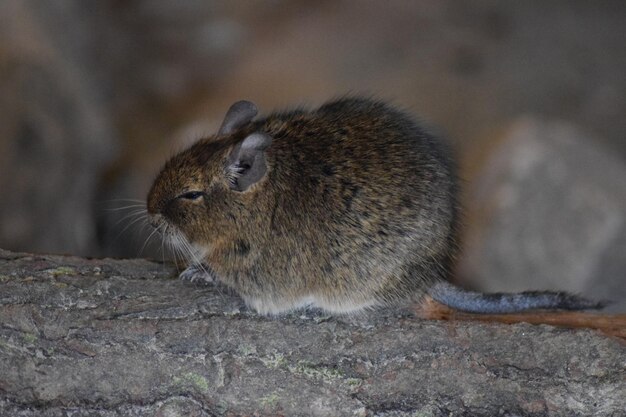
[1,1,624,309]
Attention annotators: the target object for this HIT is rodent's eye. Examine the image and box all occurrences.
[178,191,204,200]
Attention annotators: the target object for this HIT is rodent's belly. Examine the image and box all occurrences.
[242,293,379,315]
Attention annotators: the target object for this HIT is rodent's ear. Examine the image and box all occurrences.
[218,100,258,136]
[226,132,273,192]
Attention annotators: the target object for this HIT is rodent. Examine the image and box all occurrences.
[147,97,603,315]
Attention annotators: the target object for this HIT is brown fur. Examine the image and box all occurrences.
[147,97,459,314]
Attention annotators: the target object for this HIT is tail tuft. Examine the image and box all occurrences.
[429,282,607,314]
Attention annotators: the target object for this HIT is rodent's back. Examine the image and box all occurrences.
[235,98,459,311]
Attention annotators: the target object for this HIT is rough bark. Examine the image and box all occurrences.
[0,249,624,417]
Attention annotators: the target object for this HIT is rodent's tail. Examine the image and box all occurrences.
[428,281,606,314]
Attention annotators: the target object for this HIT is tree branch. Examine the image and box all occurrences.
[1,249,624,416]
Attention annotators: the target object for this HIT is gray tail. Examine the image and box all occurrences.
[429,282,606,314]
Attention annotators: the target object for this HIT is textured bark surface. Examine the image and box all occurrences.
[1,249,624,417]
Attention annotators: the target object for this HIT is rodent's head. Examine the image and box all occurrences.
[146,100,272,251]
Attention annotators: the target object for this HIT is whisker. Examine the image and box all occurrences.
[118,207,146,213]
[176,233,195,262]
[174,233,225,300]
[116,214,148,239]
[105,205,147,212]
[172,232,192,273]
[179,237,208,273]
[161,226,167,266]
[138,219,151,236]
[101,198,145,204]
[114,210,148,226]
[169,235,184,273]
[176,234,193,261]
[168,243,179,271]
[139,224,162,257]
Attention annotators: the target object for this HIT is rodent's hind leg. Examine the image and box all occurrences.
[179,263,217,285]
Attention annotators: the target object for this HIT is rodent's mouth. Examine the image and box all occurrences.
[147,215,181,249]
[145,214,203,261]
[149,213,165,230]
[150,217,178,242]
[160,225,206,265]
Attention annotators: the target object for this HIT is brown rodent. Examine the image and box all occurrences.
[147,97,602,315]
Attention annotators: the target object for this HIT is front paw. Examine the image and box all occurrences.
[179,264,216,284]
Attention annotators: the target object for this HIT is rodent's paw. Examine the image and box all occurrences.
[179,264,216,285]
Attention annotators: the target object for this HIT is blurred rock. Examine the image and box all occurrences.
[0,0,116,256]
[459,117,626,312]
